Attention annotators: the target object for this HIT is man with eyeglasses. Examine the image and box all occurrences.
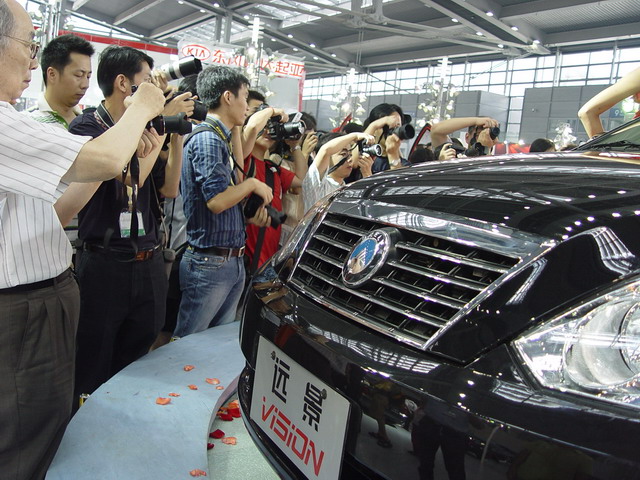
[0,1,166,479]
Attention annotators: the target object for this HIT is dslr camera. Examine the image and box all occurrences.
[158,56,202,81]
[257,104,306,141]
[244,193,287,229]
[465,125,500,157]
[131,85,193,136]
[357,140,382,157]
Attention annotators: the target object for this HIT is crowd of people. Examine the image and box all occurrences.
[2,0,640,476]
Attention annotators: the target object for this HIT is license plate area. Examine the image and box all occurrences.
[250,336,350,480]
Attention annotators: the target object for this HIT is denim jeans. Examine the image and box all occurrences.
[174,247,245,337]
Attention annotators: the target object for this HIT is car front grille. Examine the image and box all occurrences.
[289,213,520,349]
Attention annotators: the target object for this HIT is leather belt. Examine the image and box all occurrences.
[190,244,245,259]
[84,243,161,261]
[0,269,73,294]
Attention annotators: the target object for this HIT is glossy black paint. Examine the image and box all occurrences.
[238,151,640,480]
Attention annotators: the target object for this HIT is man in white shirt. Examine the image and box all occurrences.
[303,131,374,213]
[0,1,165,478]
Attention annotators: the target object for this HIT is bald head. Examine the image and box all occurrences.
[0,0,16,53]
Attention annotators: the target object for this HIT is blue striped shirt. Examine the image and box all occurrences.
[181,117,245,248]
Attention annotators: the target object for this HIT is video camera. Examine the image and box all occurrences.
[244,193,287,229]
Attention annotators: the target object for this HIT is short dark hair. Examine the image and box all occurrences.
[342,122,363,134]
[41,34,94,85]
[529,138,555,153]
[248,89,265,103]
[197,65,250,110]
[178,74,199,98]
[300,111,317,131]
[316,132,344,152]
[97,45,154,97]
[363,103,404,130]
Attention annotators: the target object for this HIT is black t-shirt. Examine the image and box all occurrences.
[69,109,163,250]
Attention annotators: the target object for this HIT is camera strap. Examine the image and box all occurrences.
[95,103,142,260]
[184,120,242,186]
[250,163,275,275]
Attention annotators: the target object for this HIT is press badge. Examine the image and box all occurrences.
[119,210,145,238]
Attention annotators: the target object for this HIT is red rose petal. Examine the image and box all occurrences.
[205,378,220,385]
[156,397,171,405]
[219,413,233,421]
[216,385,225,390]
[228,407,241,418]
[168,392,180,397]
[189,469,207,477]
[209,429,225,439]
[228,400,240,409]
[188,384,198,390]
[184,365,195,371]
[207,443,214,450]
[222,437,237,445]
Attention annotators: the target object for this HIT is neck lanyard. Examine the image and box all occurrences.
[202,116,240,185]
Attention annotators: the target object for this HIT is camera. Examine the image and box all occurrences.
[268,115,306,141]
[388,123,415,140]
[147,113,193,136]
[489,125,500,140]
[158,56,202,81]
[358,140,382,157]
[464,125,500,157]
[171,90,207,122]
[244,193,287,229]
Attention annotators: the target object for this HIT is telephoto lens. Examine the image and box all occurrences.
[390,123,415,140]
[489,126,500,140]
[148,113,193,136]
[159,56,202,81]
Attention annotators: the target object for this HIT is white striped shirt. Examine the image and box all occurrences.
[0,101,91,288]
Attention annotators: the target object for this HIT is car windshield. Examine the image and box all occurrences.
[578,117,640,151]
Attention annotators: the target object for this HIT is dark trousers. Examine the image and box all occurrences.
[74,251,167,400]
[0,276,79,480]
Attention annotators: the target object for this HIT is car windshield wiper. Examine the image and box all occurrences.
[587,140,640,151]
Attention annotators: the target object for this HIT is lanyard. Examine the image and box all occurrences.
[202,117,239,185]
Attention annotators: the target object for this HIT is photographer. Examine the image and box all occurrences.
[430,116,500,157]
[173,65,273,338]
[243,106,307,270]
[0,1,165,477]
[68,45,195,404]
[363,103,413,174]
[303,131,375,213]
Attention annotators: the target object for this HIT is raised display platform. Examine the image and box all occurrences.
[47,323,244,480]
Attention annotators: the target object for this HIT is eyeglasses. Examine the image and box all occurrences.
[2,35,40,59]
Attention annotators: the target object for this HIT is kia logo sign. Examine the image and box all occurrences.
[180,44,211,61]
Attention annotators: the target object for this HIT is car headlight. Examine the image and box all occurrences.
[514,279,640,408]
[272,194,333,267]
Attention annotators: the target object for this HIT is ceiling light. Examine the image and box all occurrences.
[313,56,319,60]
[309,43,316,48]
[177,0,183,3]
[199,8,206,13]
[292,47,299,51]
[287,33,293,38]
[476,31,483,36]
[486,11,494,17]
[511,26,519,31]
[243,14,249,19]
[213,2,220,6]
[497,44,504,48]
[533,39,540,44]
[451,18,459,23]
[331,53,336,57]
[271,38,276,41]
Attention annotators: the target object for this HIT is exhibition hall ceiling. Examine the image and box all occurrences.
[66,0,640,76]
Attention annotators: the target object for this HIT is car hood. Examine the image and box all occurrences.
[345,152,640,241]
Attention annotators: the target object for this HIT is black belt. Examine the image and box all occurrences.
[84,243,162,261]
[189,244,245,259]
[0,269,73,294]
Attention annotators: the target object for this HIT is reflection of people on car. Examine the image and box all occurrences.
[368,379,398,448]
[411,396,468,480]
[506,439,593,480]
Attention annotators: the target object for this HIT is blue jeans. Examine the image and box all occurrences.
[174,248,245,337]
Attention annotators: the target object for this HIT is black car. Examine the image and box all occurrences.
[238,118,640,480]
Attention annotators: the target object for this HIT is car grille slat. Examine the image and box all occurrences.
[290,213,520,349]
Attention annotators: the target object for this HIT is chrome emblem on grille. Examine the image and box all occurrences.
[342,229,391,287]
